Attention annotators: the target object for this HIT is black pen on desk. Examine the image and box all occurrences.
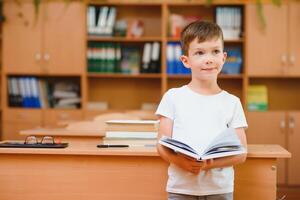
[97,144,129,148]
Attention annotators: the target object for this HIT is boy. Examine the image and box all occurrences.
[156,21,248,200]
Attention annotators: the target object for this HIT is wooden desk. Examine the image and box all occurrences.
[20,128,105,144]
[0,144,290,200]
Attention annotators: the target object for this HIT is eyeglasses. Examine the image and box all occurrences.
[24,135,55,145]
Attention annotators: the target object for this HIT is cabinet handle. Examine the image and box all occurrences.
[281,54,287,65]
[288,116,295,129]
[44,53,50,61]
[35,53,41,61]
[289,54,296,66]
[280,119,286,129]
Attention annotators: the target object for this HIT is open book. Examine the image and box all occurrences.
[159,128,246,161]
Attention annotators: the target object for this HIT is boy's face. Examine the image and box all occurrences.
[180,37,227,81]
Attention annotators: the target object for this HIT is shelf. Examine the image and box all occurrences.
[88,1,162,6]
[88,36,162,42]
[249,75,300,79]
[167,74,243,79]
[167,37,244,43]
[87,73,162,79]
[6,72,82,77]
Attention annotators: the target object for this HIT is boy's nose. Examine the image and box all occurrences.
[204,55,214,65]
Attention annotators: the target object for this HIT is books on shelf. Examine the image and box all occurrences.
[247,85,268,111]
[7,77,81,109]
[167,42,190,75]
[222,46,243,74]
[120,46,140,74]
[105,120,159,132]
[87,6,117,36]
[88,42,120,73]
[216,6,242,40]
[159,128,245,161]
[141,42,161,73]
[87,42,160,74]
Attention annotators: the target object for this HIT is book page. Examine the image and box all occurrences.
[203,128,243,155]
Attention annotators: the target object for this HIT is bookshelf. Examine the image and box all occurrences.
[1,0,300,190]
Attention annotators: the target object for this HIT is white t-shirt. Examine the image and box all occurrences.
[155,85,248,196]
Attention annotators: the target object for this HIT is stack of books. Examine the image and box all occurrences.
[247,85,268,111]
[102,120,159,146]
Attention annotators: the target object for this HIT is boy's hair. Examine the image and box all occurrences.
[180,20,224,55]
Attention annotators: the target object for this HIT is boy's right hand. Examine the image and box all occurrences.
[172,153,208,175]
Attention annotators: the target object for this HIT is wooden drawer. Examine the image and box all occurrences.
[3,108,43,123]
[43,109,83,127]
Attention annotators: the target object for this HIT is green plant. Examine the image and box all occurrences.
[12,0,76,26]
[256,0,282,28]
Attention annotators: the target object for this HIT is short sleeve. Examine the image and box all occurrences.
[228,98,248,129]
[155,90,175,120]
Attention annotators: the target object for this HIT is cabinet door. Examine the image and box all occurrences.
[246,111,287,184]
[43,2,85,74]
[287,112,300,185]
[286,1,300,75]
[246,4,288,76]
[3,1,43,74]
[2,109,43,140]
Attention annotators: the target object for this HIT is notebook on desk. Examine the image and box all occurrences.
[0,142,69,148]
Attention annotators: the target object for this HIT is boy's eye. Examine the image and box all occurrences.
[213,49,221,54]
[195,51,204,55]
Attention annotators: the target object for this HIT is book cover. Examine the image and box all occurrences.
[105,120,159,132]
[159,128,246,161]
[247,85,268,111]
[105,131,158,139]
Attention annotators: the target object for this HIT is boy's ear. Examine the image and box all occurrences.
[223,51,227,63]
[180,55,191,69]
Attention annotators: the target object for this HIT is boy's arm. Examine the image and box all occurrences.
[157,116,207,174]
[204,127,247,170]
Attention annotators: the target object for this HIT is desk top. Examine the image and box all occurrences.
[20,128,105,137]
[0,143,291,158]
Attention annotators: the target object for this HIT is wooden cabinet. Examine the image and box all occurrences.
[246,1,300,76]
[247,111,300,185]
[2,109,43,140]
[286,1,300,75]
[3,1,85,74]
[3,2,43,74]
[43,2,85,74]
[287,112,300,185]
[246,111,286,184]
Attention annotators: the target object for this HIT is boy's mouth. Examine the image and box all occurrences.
[201,68,217,72]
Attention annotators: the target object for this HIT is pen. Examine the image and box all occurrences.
[97,144,129,148]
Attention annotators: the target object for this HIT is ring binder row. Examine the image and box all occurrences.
[87,42,161,74]
[7,76,81,109]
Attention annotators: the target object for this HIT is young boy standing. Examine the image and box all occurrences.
[156,21,248,200]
